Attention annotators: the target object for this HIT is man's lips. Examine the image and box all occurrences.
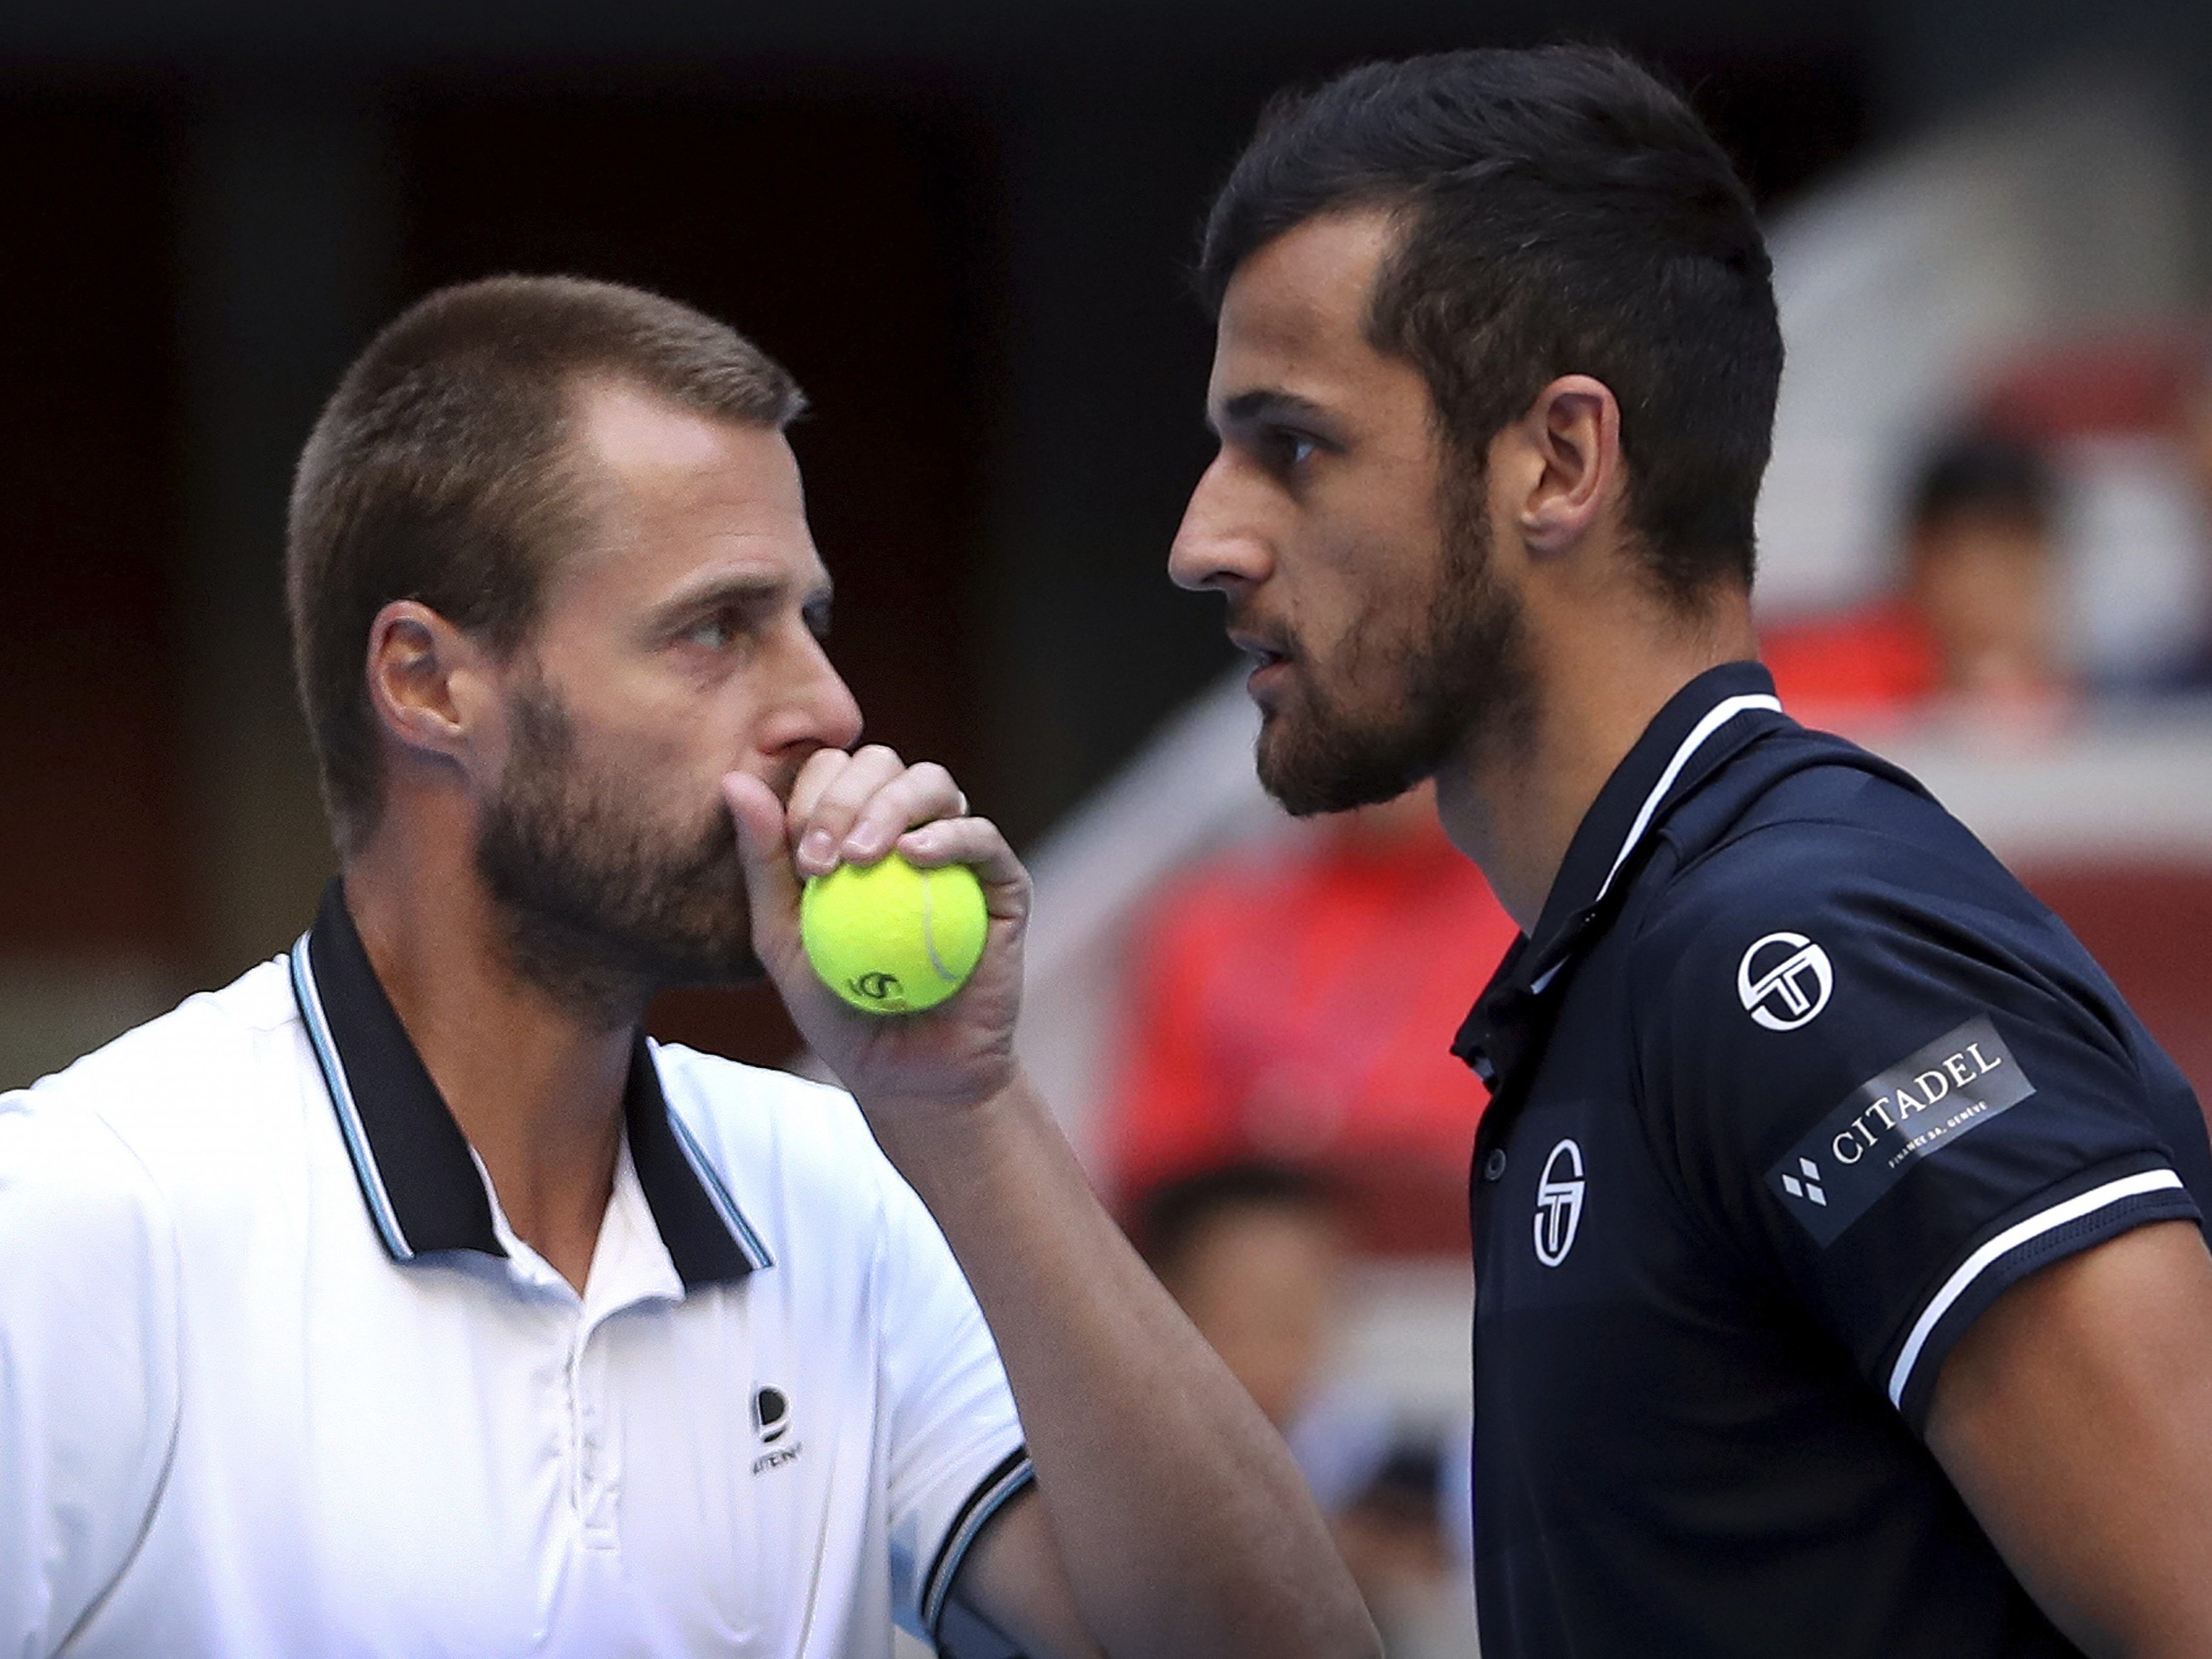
[1229,632,1295,700]
[1228,630,1293,669]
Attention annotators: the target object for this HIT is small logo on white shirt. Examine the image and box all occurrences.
[1533,1140,1585,1267]
[752,1386,791,1444]
[751,1386,802,1473]
[1737,932,1833,1031]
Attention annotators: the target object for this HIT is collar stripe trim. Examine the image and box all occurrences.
[290,936,414,1263]
[1596,692,1783,905]
[1528,692,1782,997]
[919,1448,1036,1636]
[664,1094,774,1272]
[1886,1167,2185,1407]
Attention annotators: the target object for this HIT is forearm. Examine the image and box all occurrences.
[866,1070,1378,1659]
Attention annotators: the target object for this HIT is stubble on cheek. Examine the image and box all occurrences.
[1249,490,1525,817]
[476,689,766,1013]
[1252,585,1420,814]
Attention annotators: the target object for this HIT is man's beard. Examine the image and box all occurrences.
[1254,480,1531,817]
[475,681,760,1026]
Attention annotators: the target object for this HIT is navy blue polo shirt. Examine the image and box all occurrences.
[1455,662,2212,1658]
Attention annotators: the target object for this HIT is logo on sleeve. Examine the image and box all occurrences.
[1737,931,1834,1031]
[1533,1139,1586,1266]
[1764,1016,2035,1246]
[1778,1158,1826,1207]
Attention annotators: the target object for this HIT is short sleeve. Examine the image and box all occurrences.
[1630,836,2202,1431]
[0,1092,181,1655]
[874,1166,1033,1647]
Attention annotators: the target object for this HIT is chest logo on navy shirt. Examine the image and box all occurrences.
[1533,1139,1586,1266]
[1737,931,1835,1031]
[1765,1016,2036,1247]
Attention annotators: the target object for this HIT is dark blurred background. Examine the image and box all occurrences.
[1,0,2208,1076]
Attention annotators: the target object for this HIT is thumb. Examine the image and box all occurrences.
[723,771,803,970]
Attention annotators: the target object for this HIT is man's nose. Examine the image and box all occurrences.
[808,653,865,753]
[774,630,864,755]
[1169,454,1271,594]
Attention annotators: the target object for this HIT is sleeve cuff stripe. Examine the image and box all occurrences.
[919,1447,1036,1637]
[1886,1168,2186,1408]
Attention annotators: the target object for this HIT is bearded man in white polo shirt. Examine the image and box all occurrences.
[0,276,1377,1659]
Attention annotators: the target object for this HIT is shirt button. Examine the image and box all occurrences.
[1483,1149,1508,1182]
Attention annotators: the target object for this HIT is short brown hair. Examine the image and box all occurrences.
[286,273,805,854]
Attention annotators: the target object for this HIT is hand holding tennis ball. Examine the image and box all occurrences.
[800,852,988,1014]
[723,744,1029,1115]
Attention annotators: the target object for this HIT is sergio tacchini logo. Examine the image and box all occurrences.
[1737,930,1833,1032]
[1533,1140,1585,1266]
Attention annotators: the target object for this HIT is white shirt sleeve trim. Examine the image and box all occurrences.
[1886,1167,2186,1408]
[918,1449,1037,1637]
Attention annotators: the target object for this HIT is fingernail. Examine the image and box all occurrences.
[800,829,834,868]
[843,828,884,860]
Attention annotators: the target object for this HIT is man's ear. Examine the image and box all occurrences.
[1494,374,1625,558]
[364,600,499,774]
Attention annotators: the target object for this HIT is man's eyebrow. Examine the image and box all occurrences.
[1217,388,1331,427]
[653,571,789,619]
[650,569,834,633]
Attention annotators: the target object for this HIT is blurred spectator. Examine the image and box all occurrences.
[2188,352,2212,506]
[1333,1442,1482,1659]
[2160,354,2212,691]
[1139,1163,1479,1658]
[1964,323,2212,694]
[1763,433,2065,726]
[1141,1161,1347,1432]
[1105,785,1514,1252]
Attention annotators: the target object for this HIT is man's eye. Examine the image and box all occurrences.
[1268,430,1320,470]
[683,615,737,651]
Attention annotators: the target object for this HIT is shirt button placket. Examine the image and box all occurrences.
[572,1329,620,1549]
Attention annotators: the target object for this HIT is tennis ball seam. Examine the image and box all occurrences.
[920,869,958,983]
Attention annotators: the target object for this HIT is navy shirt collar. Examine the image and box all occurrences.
[289,879,768,1288]
[1454,662,1787,1088]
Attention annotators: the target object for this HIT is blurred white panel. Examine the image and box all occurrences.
[1868,701,2212,857]
[1015,669,1291,1168]
[2055,434,2212,681]
[1757,73,2196,620]
[1328,1257,1477,1421]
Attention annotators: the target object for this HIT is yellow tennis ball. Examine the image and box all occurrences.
[799,852,988,1015]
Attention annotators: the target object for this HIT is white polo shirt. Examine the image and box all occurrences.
[0,884,1033,1658]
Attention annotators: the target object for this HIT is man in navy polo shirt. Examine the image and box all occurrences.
[1171,44,2212,1658]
